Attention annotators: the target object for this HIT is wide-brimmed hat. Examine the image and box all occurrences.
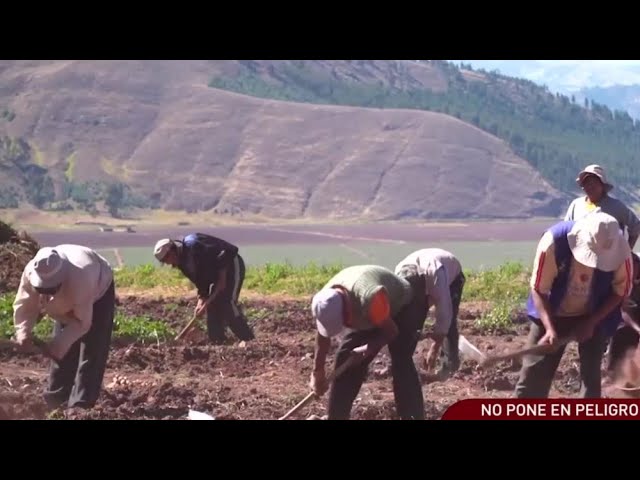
[28,247,68,289]
[576,164,614,193]
[311,288,344,338]
[567,211,630,272]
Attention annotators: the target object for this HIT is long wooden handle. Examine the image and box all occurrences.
[175,313,199,341]
[174,285,217,341]
[279,356,357,420]
[481,336,573,367]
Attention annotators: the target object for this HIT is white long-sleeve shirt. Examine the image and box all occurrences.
[395,248,462,335]
[13,245,113,359]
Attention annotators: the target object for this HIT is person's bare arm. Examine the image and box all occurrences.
[529,232,559,344]
[531,289,557,337]
[310,331,332,395]
[588,294,624,329]
[313,331,331,373]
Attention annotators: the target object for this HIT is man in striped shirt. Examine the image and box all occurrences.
[515,211,633,398]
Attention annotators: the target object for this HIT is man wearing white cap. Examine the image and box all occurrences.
[309,264,428,420]
[394,248,465,377]
[12,244,115,410]
[564,164,639,249]
[515,211,634,398]
[153,232,254,344]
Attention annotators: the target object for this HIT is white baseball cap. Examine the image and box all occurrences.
[153,239,173,261]
[311,288,345,338]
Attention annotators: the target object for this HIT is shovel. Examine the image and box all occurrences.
[458,335,487,363]
[480,335,574,368]
[279,355,358,420]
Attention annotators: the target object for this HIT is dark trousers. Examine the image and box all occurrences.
[437,272,465,374]
[207,254,254,343]
[327,273,428,420]
[44,281,115,409]
[608,325,639,374]
[514,317,605,398]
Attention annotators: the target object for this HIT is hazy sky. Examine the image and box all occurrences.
[451,60,640,92]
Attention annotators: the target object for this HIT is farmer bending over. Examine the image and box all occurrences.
[153,233,254,344]
[13,245,116,410]
[515,211,633,398]
[310,265,428,420]
[395,248,465,377]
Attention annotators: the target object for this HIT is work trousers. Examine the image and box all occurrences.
[326,272,428,420]
[44,281,115,409]
[514,318,606,399]
[207,254,254,343]
[436,272,465,375]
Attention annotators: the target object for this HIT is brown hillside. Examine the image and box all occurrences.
[0,60,567,220]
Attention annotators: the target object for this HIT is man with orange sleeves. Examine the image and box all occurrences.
[309,265,428,420]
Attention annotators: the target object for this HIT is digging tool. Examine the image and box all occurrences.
[279,355,358,420]
[480,335,575,368]
[458,335,487,363]
[175,284,217,341]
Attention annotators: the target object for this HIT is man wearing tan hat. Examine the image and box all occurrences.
[515,211,634,398]
[12,244,115,410]
[309,264,429,420]
[564,164,639,249]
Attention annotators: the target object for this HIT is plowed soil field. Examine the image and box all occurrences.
[0,296,613,420]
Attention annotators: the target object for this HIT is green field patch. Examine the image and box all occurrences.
[0,294,175,342]
[102,240,538,271]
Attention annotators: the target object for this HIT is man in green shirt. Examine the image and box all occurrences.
[309,264,428,420]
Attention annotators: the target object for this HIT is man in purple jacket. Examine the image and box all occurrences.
[515,211,633,399]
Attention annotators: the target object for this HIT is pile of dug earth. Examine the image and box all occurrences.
[0,220,40,295]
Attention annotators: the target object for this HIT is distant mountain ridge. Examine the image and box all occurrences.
[0,60,637,222]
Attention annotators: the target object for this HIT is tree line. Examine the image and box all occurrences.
[0,136,153,217]
[209,60,640,203]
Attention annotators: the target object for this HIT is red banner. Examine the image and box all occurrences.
[441,399,640,420]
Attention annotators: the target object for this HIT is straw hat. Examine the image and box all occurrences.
[576,164,614,193]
